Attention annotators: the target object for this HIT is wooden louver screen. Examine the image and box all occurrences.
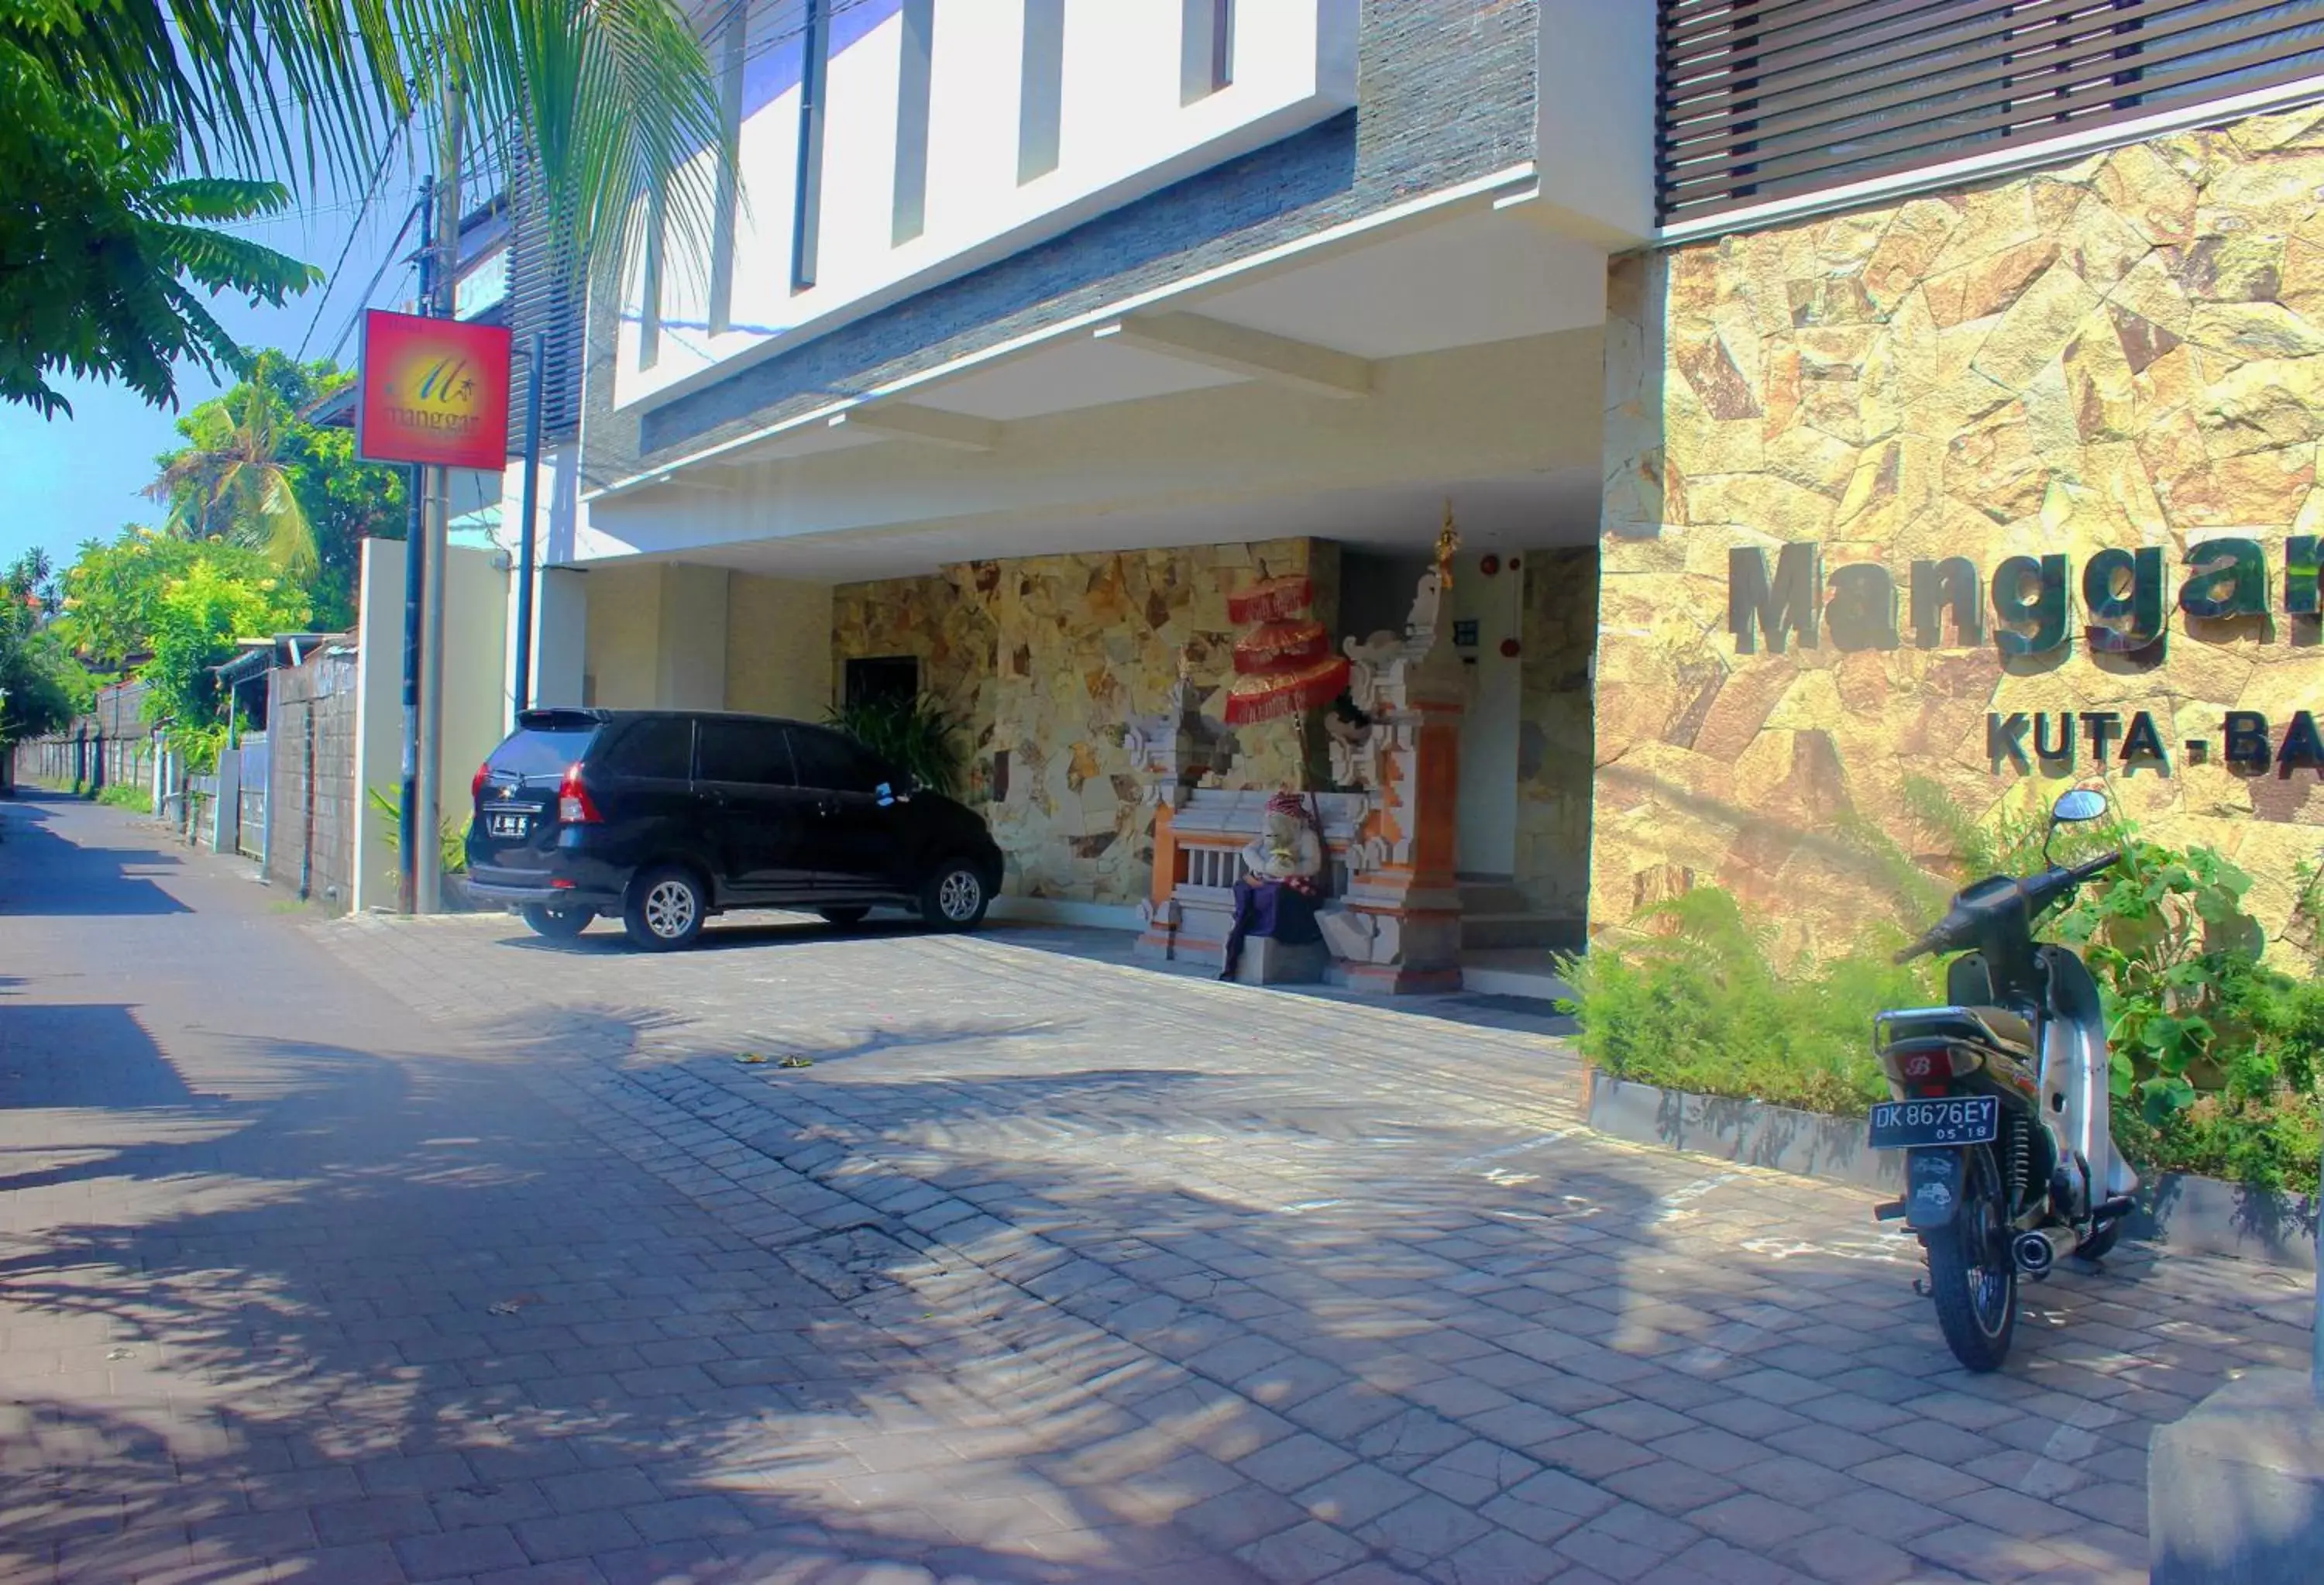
[1659,0,2324,226]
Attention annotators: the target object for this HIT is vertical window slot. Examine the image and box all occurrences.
[893,0,935,244]
[792,0,830,292]
[1182,0,1232,103]
[1019,0,1064,184]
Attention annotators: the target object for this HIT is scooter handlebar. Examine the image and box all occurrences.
[2065,848,2123,885]
[1893,850,2122,964]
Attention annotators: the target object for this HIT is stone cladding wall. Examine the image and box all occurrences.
[835,538,1338,906]
[1597,104,2324,956]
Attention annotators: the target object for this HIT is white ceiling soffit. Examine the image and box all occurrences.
[909,335,1246,421]
[884,207,1604,429]
[664,469,1602,585]
[1191,205,1611,359]
[701,421,888,471]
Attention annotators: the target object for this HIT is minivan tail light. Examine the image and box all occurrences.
[472,761,490,803]
[559,765,601,825]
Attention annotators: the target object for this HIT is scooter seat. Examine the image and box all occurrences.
[1879,1005,2037,1061]
[1964,1006,2036,1054]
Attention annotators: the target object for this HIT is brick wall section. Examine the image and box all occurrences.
[585,0,1542,480]
[264,649,360,913]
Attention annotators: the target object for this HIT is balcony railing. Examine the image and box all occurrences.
[1659,0,2324,226]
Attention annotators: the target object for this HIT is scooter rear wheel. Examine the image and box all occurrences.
[1926,1144,2017,1373]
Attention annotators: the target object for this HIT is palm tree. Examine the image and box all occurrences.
[144,352,318,579]
[7,1,727,412]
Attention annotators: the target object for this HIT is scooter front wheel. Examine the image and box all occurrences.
[1925,1144,2017,1373]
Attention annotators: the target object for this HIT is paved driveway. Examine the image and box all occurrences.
[2,797,2313,1583]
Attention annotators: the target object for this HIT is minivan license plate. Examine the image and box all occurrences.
[487,812,529,838]
[1868,1095,1998,1150]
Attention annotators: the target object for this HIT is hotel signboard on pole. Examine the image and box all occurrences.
[356,309,513,471]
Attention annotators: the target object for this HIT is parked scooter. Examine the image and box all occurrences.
[1872,788,2139,1372]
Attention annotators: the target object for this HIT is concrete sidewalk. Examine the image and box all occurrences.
[3,795,2315,1583]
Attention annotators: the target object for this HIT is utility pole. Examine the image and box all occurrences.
[416,80,466,914]
[398,178,434,916]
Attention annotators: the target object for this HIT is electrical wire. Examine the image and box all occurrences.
[323,199,426,366]
[297,114,414,360]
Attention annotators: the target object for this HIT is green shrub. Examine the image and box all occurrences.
[95,782,150,811]
[827,693,965,798]
[366,785,468,877]
[1563,794,2324,1194]
[1556,887,1930,1116]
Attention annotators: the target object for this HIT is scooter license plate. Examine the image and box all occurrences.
[1868,1095,1998,1150]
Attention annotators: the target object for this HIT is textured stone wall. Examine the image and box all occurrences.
[1596,104,2324,956]
[835,538,1339,906]
[1516,547,1597,924]
[266,652,360,913]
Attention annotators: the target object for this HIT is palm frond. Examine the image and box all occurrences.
[144,220,324,304]
[447,0,729,294]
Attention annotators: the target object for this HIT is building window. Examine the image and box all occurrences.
[845,655,920,708]
[637,190,665,369]
[1019,0,1064,184]
[707,4,747,333]
[1181,0,1232,103]
[792,0,830,293]
[893,0,934,245]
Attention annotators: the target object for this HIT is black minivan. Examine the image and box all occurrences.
[465,709,1004,951]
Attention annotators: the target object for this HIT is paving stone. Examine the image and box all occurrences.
[394,1525,528,1580]
[1685,1494,1825,1552]
[513,1510,644,1563]
[315,1497,442,1549]
[1595,1459,1742,1519]
[1355,1490,1495,1565]
[1237,1432,1358,1495]
[1232,1518,1371,1584]
[1778,1525,1921,1585]
[1295,1463,1424,1531]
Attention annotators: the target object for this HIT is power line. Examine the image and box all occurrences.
[324,199,426,366]
[297,115,412,360]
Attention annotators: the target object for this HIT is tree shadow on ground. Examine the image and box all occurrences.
[2,995,2305,1584]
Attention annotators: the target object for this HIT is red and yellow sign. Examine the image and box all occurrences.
[356,310,512,470]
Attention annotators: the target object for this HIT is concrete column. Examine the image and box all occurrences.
[655,564,731,710]
[510,566,589,710]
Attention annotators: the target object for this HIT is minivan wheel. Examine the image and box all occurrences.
[624,865,707,951]
[520,903,593,940]
[920,861,990,932]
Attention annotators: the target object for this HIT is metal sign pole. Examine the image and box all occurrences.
[416,81,466,916]
[513,332,545,720]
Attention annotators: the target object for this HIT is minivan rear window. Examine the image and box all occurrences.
[489,726,599,779]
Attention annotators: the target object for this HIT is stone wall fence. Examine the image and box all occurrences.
[263,642,360,912]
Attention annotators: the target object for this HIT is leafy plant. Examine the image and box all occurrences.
[2050,840,2317,1128]
[368,785,469,876]
[1556,885,1930,1116]
[827,693,966,799]
[96,782,150,812]
[140,555,311,770]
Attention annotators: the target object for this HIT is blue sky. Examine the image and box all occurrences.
[0,163,428,576]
